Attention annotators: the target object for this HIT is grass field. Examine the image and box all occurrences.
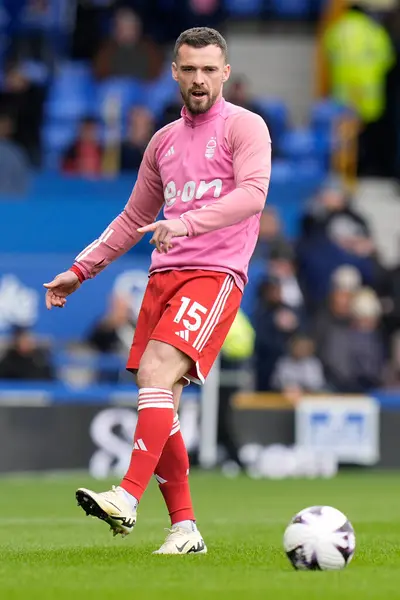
[1,471,400,599]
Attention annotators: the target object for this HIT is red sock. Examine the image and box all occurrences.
[155,416,195,524]
[121,388,174,500]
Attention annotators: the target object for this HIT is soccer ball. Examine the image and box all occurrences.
[283,506,356,571]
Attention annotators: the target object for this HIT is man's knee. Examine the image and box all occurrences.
[137,358,163,389]
[137,341,192,389]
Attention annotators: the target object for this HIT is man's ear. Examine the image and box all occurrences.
[172,62,179,82]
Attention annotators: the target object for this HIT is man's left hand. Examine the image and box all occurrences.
[138,219,188,253]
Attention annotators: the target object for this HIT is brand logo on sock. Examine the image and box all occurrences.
[133,439,148,451]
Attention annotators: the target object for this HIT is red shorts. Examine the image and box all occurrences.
[126,270,242,385]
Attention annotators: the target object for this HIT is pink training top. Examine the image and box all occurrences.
[73,98,271,291]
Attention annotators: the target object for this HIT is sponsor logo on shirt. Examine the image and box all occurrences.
[164,179,222,208]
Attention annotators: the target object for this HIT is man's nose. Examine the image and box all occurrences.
[193,69,205,86]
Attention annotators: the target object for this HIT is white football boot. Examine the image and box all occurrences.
[76,485,136,537]
[153,525,207,555]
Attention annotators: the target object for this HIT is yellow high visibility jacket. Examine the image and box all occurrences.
[323,9,395,122]
[222,309,255,361]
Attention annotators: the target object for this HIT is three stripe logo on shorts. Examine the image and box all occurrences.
[133,438,148,451]
[193,276,234,352]
[175,330,190,342]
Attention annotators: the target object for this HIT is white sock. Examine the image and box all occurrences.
[117,486,138,510]
[174,520,198,532]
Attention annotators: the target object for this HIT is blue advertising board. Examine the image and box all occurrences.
[0,253,150,341]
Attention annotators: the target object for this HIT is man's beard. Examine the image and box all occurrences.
[180,88,217,115]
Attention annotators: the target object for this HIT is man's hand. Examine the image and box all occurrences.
[137,219,188,253]
[43,271,81,310]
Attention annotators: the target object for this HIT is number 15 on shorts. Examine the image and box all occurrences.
[174,297,208,332]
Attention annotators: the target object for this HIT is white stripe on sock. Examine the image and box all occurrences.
[138,402,174,411]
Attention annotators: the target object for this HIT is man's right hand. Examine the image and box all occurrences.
[43,271,81,310]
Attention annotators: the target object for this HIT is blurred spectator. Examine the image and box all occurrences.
[320,287,384,392]
[322,3,395,176]
[87,292,136,355]
[384,331,400,389]
[62,117,103,178]
[301,176,372,245]
[254,278,304,391]
[379,255,400,342]
[185,0,225,31]
[271,334,326,398]
[120,106,154,172]
[298,176,378,310]
[0,114,30,196]
[226,76,259,113]
[314,266,361,387]
[0,325,54,381]
[7,0,59,69]
[87,291,136,382]
[268,244,304,310]
[158,89,182,129]
[93,7,163,81]
[253,207,288,261]
[72,0,117,60]
[0,61,45,166]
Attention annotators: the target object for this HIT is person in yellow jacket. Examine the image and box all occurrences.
[222,308,255,363]
[322,2,396,175]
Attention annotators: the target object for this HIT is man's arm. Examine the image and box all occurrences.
[180,111,271,236]
[72,133,164,281]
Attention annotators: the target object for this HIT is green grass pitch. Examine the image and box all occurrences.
[1,471,400,599]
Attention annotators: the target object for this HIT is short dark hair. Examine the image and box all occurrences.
[174,27,228,62]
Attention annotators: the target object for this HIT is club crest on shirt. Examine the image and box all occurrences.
[205,137,217,159]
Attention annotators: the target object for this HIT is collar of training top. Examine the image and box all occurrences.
[181,97,225,127]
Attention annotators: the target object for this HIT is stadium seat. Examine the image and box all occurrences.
[278,127,331,168]
[272,158,325,184]
[41,123,77,153]
[45,61,95,120]
[21,60,49,85]
[224,0,264,17]
[253,98,289,145]
[45,97,94,121]
[95,77,145,120]
[270,0,310,18]
[144,67,178,119]
[310,98,354,132]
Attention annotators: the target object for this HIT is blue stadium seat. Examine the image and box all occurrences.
[45,97,94,120]
[310,98,354,132]
[224,0,264,17]
[253,98,289,145]
[144,66,178,119]
[21,60,49,85]
[45,61,95,120]
[270,0,310,18]
[51,61,94,93]
[41,123,77,153]
[278,128,331,167]
[272,158,325,184]
[96,78,145,120]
